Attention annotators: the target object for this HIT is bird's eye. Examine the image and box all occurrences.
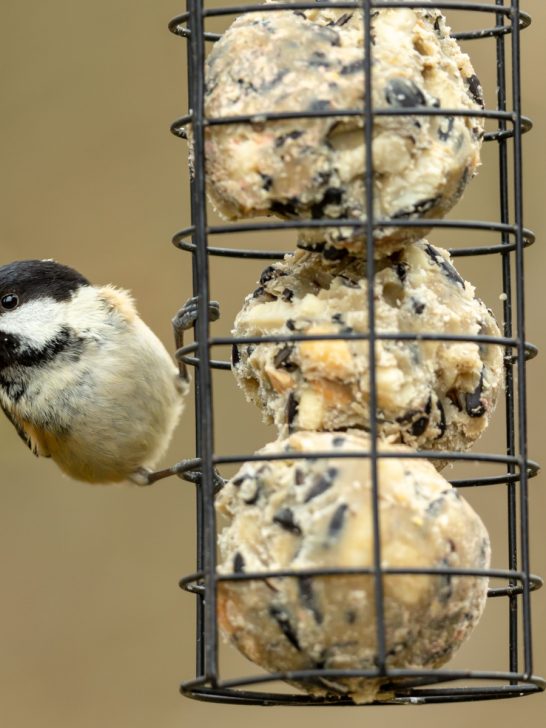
[1,294,19,311]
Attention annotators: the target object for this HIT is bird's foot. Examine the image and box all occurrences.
[172,297,220,382]
[172,296,220,333]
[181,466,226,495]
[129,462,225,493]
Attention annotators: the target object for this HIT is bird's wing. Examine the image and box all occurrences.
[0,403,51,458]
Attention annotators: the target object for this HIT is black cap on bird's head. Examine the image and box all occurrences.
[0,260,90,371]
[0,259,90,312]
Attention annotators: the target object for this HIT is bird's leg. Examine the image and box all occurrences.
[172,296,220,382]
[129,461,226,493]
[128,467,156,486]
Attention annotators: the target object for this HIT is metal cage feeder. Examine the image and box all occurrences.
[162,0,544,705]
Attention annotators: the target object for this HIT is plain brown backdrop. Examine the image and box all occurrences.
[1,1,544,726]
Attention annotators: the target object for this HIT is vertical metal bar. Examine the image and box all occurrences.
[495,0,519,680]
[183,0,206,681]
[511,0,533,679]
[363,0,386,673]
[187,0,218,685]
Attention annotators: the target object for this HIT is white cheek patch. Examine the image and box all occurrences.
[0,297,65,348]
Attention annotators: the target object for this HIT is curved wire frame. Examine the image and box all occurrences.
[164,0,544,705]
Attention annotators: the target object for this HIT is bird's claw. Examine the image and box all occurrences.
[172,296,220,332]
[172,297,220,381]
[182,467,226,494]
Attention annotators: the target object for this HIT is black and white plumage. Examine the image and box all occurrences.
[0,259,187,484]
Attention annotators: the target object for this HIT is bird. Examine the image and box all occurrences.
[0,259,216,485]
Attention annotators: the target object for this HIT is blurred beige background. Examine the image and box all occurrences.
[1,1,544,726]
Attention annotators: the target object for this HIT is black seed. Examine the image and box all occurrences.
[311,187,344,219]
[395,262,409,282]
[434,16,442,33]
[438,558,453,603]
[304,472,334,502]
[455,166,471,199]
[446,388,463,412]
[274,345,296,371]
[309,99,331,112]
[479,537,489,566]
[410,416,429,437]
[308,51,330,68]
[287,393,299,431]
[294,468,305,485]
[260,173,273,191]
[466,74,484,109]
[273,507,302,535]
[436,399,447,439]
[346,610,357,624]
[286,319,296,331]
[259,265,281,285]
[313,169,332,187]
[340,58,365,75]
[298,577,324,624]
[331,313,343,324]
[281,288,294,302]
[313,656,327,672]
[396,408,421,425]
[270,198,299,217]
[332,436,346,447]
[392,196,440,220]
[251,288,276,302]
[389,250,403,264]
[438,116,455,142]
[426,496,445,516]
[339,275,360,289]
[323,245,349,261]
[329,503,348,538]
[334,12,352,26]
[412,298,425,314]
[275,130,304,148]
[231,344,240,367]
[423,243,466,287]
[259,69,289,93]
[465,371,486,418]
[296,240,326,253]
[233,552,245,573]
[385,78,427,108]
[269,605,301,650]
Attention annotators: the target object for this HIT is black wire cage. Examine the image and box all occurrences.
[164,0,544,706]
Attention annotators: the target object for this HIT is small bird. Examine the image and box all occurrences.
[0,259,208,485]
